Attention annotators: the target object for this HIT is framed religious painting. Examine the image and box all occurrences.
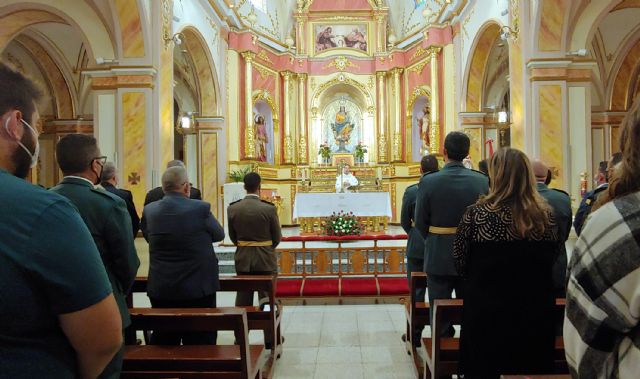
[311,22,371,57]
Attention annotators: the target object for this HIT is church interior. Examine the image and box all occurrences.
[3,0,640,378]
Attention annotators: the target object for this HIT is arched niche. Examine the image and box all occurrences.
[406,86,432,162]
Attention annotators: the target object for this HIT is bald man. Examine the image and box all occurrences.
[532,159,572,298]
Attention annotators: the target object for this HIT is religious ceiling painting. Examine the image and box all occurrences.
[312,23,371,56]
[321,96,363,156]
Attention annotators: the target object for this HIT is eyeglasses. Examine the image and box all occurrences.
[93,156,107,166]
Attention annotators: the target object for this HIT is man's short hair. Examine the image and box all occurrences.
[244,172,261,193]
[167,159,185,169]
[598,161,608,175]
[162,166,189,193]
[545,169,552,185]
[421,154,438,173]
[444,131,470,162]
[56,134,100,175]
[0,63,43,125]
[478,159,489,175]
[101,162,117,182]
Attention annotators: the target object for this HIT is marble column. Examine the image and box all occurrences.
[282,71,294,164]
[429,47,441,154]
[298,73,308,164]
[377,71,388,163]
[241,52,256,160]
[391,68,403,162]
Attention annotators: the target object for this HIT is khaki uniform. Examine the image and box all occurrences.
[228,194,281,347]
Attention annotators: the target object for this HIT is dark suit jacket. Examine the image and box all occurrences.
[415,162,489,276]
[573,184,608,236]
[537,182,572,296]
[50,177,140,327]
[227,195,282,273]
[401,180,425,260]
[141,192,224,300]
[102,182,140,237]
[144,185,201,206]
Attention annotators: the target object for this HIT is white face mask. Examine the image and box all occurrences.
[4,116,40,168]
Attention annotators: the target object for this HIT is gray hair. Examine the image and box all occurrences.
[167,159,185,169]
[100,162,117,182]
[162,166,189,193]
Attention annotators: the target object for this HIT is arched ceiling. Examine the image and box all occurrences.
[224,0,466,47]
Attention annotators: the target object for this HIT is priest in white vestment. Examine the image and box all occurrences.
[335,165,359,192]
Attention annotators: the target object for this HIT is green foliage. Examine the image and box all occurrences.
[324,211,362,236]
[354,143,368,160]
[318,144,331,160]
[229,165,252,182]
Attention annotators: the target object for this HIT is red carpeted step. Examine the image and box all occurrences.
[275,279,304,297]
[377,277,410,295]
[301,278,340,296]
[341,277,379,296]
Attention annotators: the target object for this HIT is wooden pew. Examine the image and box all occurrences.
[421,299,568,379]
[403,272,430,378]
[122,308,267,379]
[126,276,283,378]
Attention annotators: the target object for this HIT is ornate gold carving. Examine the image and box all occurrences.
[322,56,360,72]
[411,46,430,61]
[256,50,273,65]
[312,74,374,107]
[206,16,219,43]
[392,133,402,162]
[310,77,316,91]
[241,51,256,62]
[367,106,375,115]
[406,86,431,118]
[311,107,318,118]
[407,60,430,75]
[378,134,388,162]
[252,89,279,118]
[161,0,173,51]
[367,76,375,89]
[254,64,271,79]
[298,135,308,164]
[284,135,293,163]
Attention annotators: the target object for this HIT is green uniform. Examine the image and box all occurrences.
[0,169,113,379]
[415,161,489,335]
[537,183,572,297]
[51,177,140,379]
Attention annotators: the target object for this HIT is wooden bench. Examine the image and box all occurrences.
[126,276,283,378]
[421,299,568,379]
[122,308,267,379]
[403,271,430,378]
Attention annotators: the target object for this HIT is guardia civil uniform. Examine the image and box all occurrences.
[227,193,282,346]
[50,176,140,379]
[414,161,489,335]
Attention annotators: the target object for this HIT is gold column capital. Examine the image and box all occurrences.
[297,72,308,80]
[241,51,256,62]
[376,71,387,79]
[281,70,294,78]
[428,46,442,55]
[390,67,404,75]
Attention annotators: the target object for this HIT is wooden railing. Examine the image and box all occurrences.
[278,235,408,277]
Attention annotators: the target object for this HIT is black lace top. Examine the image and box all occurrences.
[453,203,559,276]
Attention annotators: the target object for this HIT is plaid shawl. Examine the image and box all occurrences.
[564,191,640,378]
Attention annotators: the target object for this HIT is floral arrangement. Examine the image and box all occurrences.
[354,142,367,161]
[324,211,362,236]
[318,142,331,161]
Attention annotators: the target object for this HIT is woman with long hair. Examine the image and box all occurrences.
[453,147,560,378]
[564,97,640,378]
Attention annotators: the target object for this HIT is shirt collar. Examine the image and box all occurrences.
[64,175,96,187]
[246,194,260,198]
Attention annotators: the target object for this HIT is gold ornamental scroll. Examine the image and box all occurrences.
[429,46,442,154]
[377,71,388,162]
[242,51,256,159]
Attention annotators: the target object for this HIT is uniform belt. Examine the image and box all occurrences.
[428,226,458,235]
[237,240,272,247]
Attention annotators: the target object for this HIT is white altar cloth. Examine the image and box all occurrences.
[292,192,392,220]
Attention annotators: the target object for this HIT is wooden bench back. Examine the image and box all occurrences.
[409,272,428,323]
[127,308,251,379]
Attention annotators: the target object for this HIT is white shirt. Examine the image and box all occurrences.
[335,173,359,193]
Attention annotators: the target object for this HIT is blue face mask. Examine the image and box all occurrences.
[4,116,40,168]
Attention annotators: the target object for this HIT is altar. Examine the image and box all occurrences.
[293,192,392,233]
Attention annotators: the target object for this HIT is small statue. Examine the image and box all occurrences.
[254,113,268,162]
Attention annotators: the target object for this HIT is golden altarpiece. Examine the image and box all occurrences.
[225,0,452,228]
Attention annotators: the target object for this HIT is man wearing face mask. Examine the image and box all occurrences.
[50,134,140,379]
[0,64,123,378]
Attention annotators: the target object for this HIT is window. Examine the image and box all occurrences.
[249,0,267,12]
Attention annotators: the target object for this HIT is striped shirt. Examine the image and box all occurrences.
[564,191,640,378]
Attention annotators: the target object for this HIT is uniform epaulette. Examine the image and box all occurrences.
[229,199,242,206]
[261,199,275,206]
[471,169,488,177]
[552,188,570,197]
[91,186,119,201]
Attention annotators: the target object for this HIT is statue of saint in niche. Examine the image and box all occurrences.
[418,104,431,155]
[254,113,268,162]
[331,101,353,153]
